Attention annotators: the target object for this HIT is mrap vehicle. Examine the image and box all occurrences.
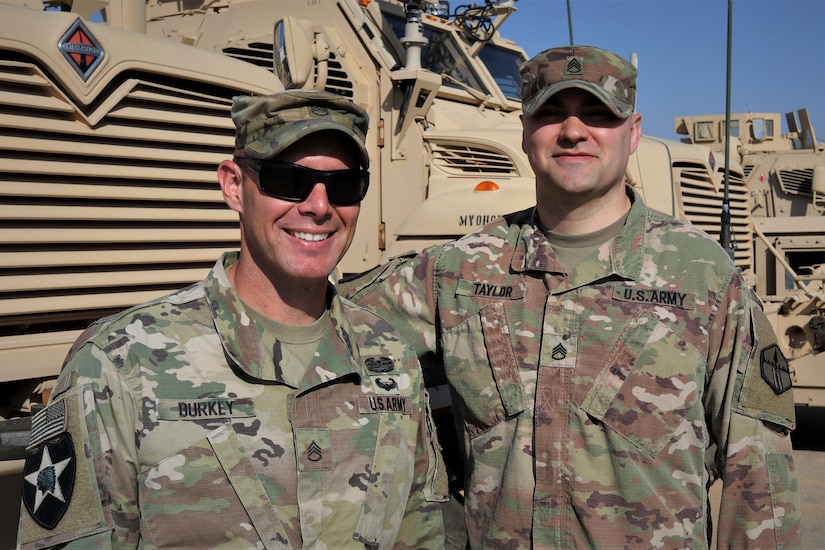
[0,0,811,543]
[675,109,825,408]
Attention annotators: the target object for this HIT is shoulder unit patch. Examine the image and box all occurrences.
[22,433,76,530]
[760,343,792,395]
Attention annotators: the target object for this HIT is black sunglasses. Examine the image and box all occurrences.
[236,158,369,206]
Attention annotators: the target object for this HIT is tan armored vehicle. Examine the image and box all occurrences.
[0,0,770,543]
[676,110,825,406]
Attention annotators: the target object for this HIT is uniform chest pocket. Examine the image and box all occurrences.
[139,424,288,549]
[579,312,706,458]
[443,302,528,438]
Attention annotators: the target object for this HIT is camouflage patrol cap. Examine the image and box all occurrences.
[520,45,637,118]
[232,89,370,168]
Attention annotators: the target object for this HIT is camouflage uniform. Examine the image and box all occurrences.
[346,188,801,549]
[18,252,446,549]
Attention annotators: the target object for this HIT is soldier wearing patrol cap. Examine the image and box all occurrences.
[18,89,447,548]
[345,46,801,548]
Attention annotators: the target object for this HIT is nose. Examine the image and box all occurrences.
[297,182,333,215]
[558,115,588,143]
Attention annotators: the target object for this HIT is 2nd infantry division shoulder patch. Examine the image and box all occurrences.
[23,433,76,530]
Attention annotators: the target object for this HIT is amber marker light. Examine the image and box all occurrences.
[474,180,500,192]
[358,0,371,6]
[424,14,450,24]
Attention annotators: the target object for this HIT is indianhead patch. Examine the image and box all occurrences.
[23,433,76,530]
[760,343,792,395]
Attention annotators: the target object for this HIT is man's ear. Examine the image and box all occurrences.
[628,113,642,155]
[218,159,244,213]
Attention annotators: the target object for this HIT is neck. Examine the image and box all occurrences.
[228,258,328,325]
[537,183,631,235]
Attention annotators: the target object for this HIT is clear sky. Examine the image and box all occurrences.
[497,0,825,142]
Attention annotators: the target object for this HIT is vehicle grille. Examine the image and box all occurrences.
[223,45,354,98]
[430,142,518,176]
[223,41,274,68]
[674,160,754,271]
[776,167,814,197]
[0,55,241,333]
[319,53,354,98]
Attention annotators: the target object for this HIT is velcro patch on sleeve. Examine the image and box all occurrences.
[739,304,796,429]
[19,387,111,547]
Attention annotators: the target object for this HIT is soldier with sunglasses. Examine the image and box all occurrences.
[17,90,447,549]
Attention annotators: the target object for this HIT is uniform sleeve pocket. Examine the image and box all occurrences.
[580,312,705,457]
[767,451,800,547]
[443,302,527,437]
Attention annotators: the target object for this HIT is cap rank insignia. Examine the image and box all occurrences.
[565,56,584,75]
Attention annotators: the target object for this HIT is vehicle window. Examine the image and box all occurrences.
[477,44,525,101]
[385,13,488,96]
[722,120,740,138]
[695,121,714,141]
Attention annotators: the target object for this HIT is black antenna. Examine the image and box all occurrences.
[720,0,734,258]
[566,0,574,45]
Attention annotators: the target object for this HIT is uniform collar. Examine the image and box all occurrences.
[510,186,647,283]
[204,252,361,388]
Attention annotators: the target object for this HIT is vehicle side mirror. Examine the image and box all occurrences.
[274,17,314,89]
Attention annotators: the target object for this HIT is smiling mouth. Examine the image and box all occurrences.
[289,230,331,242]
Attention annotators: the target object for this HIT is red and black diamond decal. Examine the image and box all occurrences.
[58,18,105,81]
[23,433,76,530]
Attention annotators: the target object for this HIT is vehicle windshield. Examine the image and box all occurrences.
[477,43,524,101]
[385,14,489,96]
